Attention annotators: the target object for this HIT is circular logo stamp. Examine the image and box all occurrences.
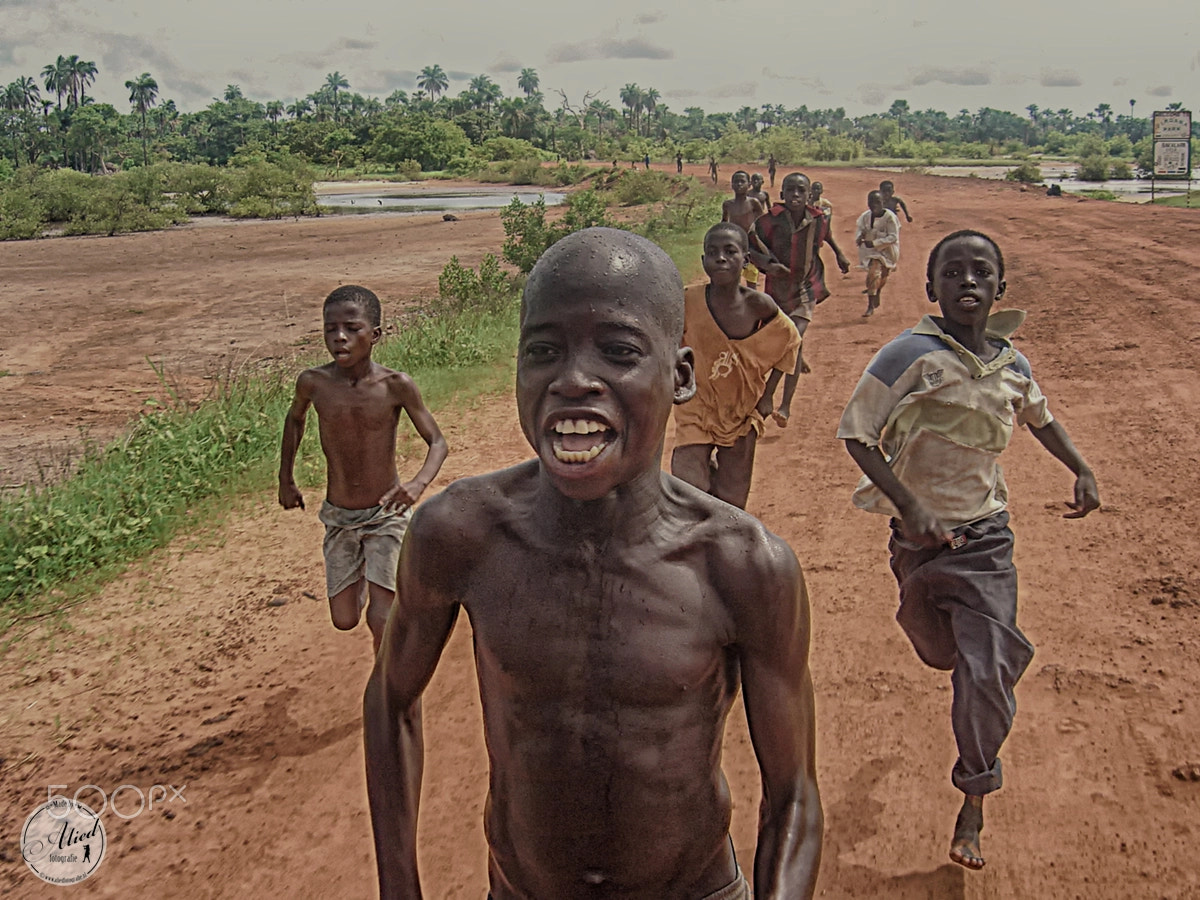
[20,796,106,885]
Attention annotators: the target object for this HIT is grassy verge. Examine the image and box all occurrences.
[1150,194,1199,208]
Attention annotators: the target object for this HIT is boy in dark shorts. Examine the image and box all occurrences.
[749,172,851,425]
[279,285,448,654]
[365,228,822,899]
[838,230,1100,870]
[879,179,913,224]
[672,222,800,509]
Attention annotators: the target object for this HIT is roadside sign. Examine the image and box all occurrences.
[1154,140,1191,177]
[1153,111,1191,140]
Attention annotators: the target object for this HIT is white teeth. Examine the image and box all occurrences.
[553,419,606,434]
[552,443,606,463]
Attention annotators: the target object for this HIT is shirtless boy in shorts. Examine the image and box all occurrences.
[722,171,767,290]
[279,285,448,654]
[365,228,822,899]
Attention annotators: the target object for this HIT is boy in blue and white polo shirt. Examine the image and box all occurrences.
[838,230,1101,872]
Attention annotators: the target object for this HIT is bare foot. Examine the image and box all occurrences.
[771,410,789,428]
[949,795,985,870]
[800,358,812,374]
[862,306,874,317]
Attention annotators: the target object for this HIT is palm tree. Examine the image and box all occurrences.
[63,56,98,108]
[518,67,539,98]
[286,97,311,119]
[642,87,660,136]
[499,97,530,138]
[41,56,70,110]
[1129,98,1136,119]
[224,84,244,102]
[587,98,613,139]
[124,71,158,165]
[265,100,284,129]
[385,89,408,109]
[325,71,349,121]
[418,65,449,102]
[468,74,501,112]
[620,83,641,134]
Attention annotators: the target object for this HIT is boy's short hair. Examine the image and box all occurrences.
[925,230,1006,282]
[705,221,749,252]
[732,170,749,180]
[325,285,382,328]
[879,180,894,191]
[522,227,684,341]
[867,189,883,204]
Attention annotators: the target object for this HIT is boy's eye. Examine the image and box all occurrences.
[521,342,559,362]
[603,343,642,361]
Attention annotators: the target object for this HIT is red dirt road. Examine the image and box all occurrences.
[2,169,1199,899]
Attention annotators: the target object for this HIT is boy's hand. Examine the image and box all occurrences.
[279,482,305,510]
[898,500,953,548]
[860,239,873,248]
[836,253,851,274]
[1064,470,1100,519]
[380,480,423,511]
[765,261,790,278]
[756,396,774,418]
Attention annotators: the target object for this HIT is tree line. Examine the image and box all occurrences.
[2,56,1195,178]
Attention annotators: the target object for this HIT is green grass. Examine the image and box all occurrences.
[1075,189,1119,201]
[0,290,521,634]
[1150,194,1200,208]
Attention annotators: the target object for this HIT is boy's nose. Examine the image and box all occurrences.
[550,356,603,397]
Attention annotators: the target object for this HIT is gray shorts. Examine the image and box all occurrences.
[319,500,412,598]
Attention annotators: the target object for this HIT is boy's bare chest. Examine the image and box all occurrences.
[465,544,732,703]
[312,383,397,431]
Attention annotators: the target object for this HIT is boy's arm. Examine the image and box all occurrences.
[897,197,913,222]
[721,199,733,222]
[844,439,951,546]
[364,508,460,900]
[278,371,316,509]
[823,229,851,274]
[379,373,450,510]
[734,538,822,899]
[749,218,788,276]
[1028,420,1100,518]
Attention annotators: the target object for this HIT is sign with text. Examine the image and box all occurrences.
[1154,140,1191,177]
[1153,111,1191,140]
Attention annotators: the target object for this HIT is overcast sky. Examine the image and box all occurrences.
[2,0,1196,119]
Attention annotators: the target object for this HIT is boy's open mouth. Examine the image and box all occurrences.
[551,418,613,464]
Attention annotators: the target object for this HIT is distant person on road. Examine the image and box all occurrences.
[709,156,720,184]
[839,230,1100,872]
[749,172,851,425]
[278,285,448,654]
[722,170,767,290]
[880,180,913,224]
[854,190,900,317]
[672,222,800,509]
[644,153,651,170]
[676,150,684,174]
[768,154,778,188]
[365,227,823,900]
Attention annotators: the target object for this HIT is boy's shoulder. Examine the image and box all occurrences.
[410,461,540,551]
[664,474,798,584]
[864,326,947,387]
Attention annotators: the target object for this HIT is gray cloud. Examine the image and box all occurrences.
[547,37,673,63]
[911,66,990,87]
[761,67,826,90]
[666,88,699,99]
[356,68,416,95]
[333,37,376,51]
[489,53,522,73]
[1040,68,1082,87]
[707,81,755,99]
[0,38,19,66]
[633,12,663,24]
[859,84,887,106]
[1112,76,1128,86]
[912,19,927,27]
[1147,85,1172,97]
[447,70,473,82]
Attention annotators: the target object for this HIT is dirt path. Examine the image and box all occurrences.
[2,169,1199,898]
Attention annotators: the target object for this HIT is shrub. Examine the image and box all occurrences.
[500,189,616,275]
[610,169,674,206]
[1043,131,1068,154]
[437,253,512,314]
[1109,160,1133,180]
[1076,155,1109,182]
[1005,162,1043,184]
[0,186,46,239]
[394,158,421,181]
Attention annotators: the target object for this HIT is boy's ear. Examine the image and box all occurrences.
[371,326,383,344]
[996,280,1007,301]
[925,282,937,303]
[673,346,697,405]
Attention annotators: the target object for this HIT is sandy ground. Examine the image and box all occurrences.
[2,167,1199,899]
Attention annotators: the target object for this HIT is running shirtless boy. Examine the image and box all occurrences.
[364,228,822,899]
[279,285,448,654]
